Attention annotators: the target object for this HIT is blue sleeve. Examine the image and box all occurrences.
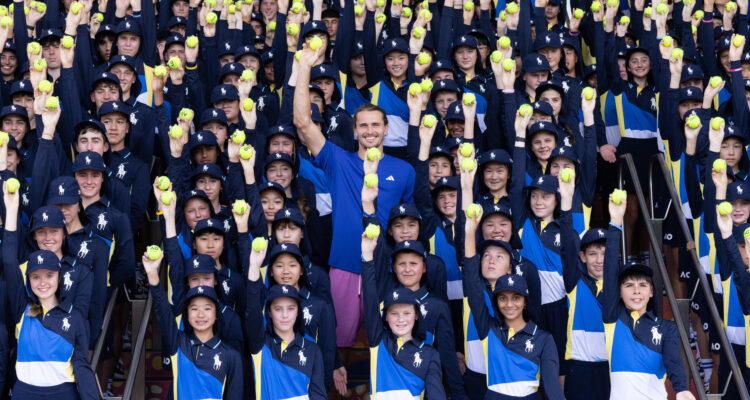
[501,91,518,151]
[245,278,267,354]
[335,6,355,73]
[363,213,396,298]
[135,0,157,66]
[730,61,749,137]
[702,151,720,234]
[2,228,28,322]
[727,238,750,312]
[128,161,151,229]
[559,210,583,292]
[74,24,95,103]
[683,153,704,220]
[424,349,447,400]
[30,138,61,213]
[580,123,597,206]
[150,283,180,356]
[245,183,268,239]
[12,1,28,73]
[413,160,441,236]
[308,345,328,400]
[426,255,448,302]
[72,313,98,400]
[516,0,533,56]
[540,334,564,400]
[271,13,288,89]
[224,162,246,204]
[71,265,93,317]
[510,144,528,229]
[222,350,244,400]
[437,7,455,61]
[362,259,386,347]
[362,11,382,88]
[602,223,623,323]
[662,321,689,392]
[165,236,187,308]
[698,18,720,77]
[57,68,84,153]
[434,301,466,399]
[109,212,136,289]
[461,255,490,338]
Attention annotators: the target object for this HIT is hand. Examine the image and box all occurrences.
[569,10,582,32]
[361,176,379,205]
[151,69,165,95]
[0,135,7,172]
[682,0,695,20]
[464,204,481,233]
[227,134,241,162]
[581,87,596,116]
[711,163,728,193]
[141,251,163,286]
[203,11,217,36]
[558,170,575,202]
[40,97,62,137]
[363,147,380,175]
[684,119,701,143]
[708,119,725,149]
[608,191,626,225]
[231,200,250,233]
[167,63,185,85]
[514,109,531,138]
[153,178,177,219]
[615,19,629,37]
[418,115,437,144]
[28,58,46,91]
[506,5,519,28]
[457,151,477,191]
[60,39,75,68]
[729,34,744,62]
[239,97,258,130]
[361,230,378,261]
[296,41,324,69]
[185,39,199,63]
[26,5,45,27]
[675,391,696,400]
[456,352,467,375]
[3,179,19,212]
[600,144,617,163]
[668,51,683,75]
[716,204,734,238]
[239,144,257,183]
[333,367,348,396]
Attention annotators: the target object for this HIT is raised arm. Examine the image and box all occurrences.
[292,45,327,157]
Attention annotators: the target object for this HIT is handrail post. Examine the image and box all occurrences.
[122,295,151,400]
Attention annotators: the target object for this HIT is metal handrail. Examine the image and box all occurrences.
[619,154,706,400]
[121,294,152,400]
[648,154,750,400]
[91,286,120,372]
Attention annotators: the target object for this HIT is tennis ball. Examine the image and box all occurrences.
[45,96,59,110]
[232,199,248,215]
[239,145,254,159]
[304,37,321,53]
[560,167,574,183]
[519,103,532,116]
[0,16,11,27]
[727,1,737,12]
[6,177,19,193]
[463,93,475,106]
[612,189,626,204]
[243,98,255,111]
[670,48,683,59]
[232,130,246,144]
[644,6,652,17]
[719,201,733,216]
[498,36,511,49]
[157,176,171,190]
[366,147,381,161]
[607,0,617,7]
[70,2,83,14]
[268,21,276,31]
[583,86,595,100]
[574,8,584,18]
[169,125,183,138]
[686,114,700,129]
[499,10,506,20]
[376,0,385,6]
[661,36,673,47]
[713,158,727,172]
[0,6,7,16]
[364,223,380,239]
[61,35,74,49]
[464,1,474,11]
[179,108,194,121]
[465,203,482,218]
[167,56,181,69]
[38,79,52,93]
[393,0,402,3]
[656,3,668,14]
[160,191,176,205]
[207,0,217,7]
[420,78,433,92]
[294,50,302,61]
[502,58,514,71]
[620,15,630,25]
[422,114,437,128]
[460,142,474,157]
[0,131,7,146]
[461,158,476,172]
[354,5,363,15]
[693,10,704,19]
[413,26,425,39]
[734,35,745,48]
[490,50,502,63]
[206,11,218,23]
[419,9,431,19]
[416,52,430,65]
[146,245,162,260]
[364,173,378,188]
[287,23,300,35]
[291,2,303,12]
[506,2,518,13]
[154,65,167,78]
[409,82,422,95]
[402,7,412,17]
[711,117,725,130]
[710,76,723,88]
[252,237,267,252]
[186,35,199,48]
[744,227,750,239]
[33,58,46,71]
[241,69,254,82]
[228,4,235,13]
[94,12,104,22]
[591,1,601,12]
[692,25,697,34]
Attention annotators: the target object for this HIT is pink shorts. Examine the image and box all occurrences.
[329,267,364,347]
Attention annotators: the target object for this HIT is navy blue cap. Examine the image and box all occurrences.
[0,104,28,123]
[522,53,551,73]
[31,205,65,232]
[1,41,14,53]
[617,43,633,58]
[535,79,565,99]
[218,40,235,56]
[429,59,454,76]
[549,145,579,165]
[445,101,465,121]
[189,130,219,151]
[388,203,422,223]
[185,189,211,205]
[581,227,608,246]
[308,84,325,101]
[383,287,419,309]
[273,207,306,227]
[534,31,562,50]
[258,181,285,197]
[37,28,63,43]
[194,218,224,236]
[478,239,514,257]
[266,284,304,303]
[108,54,138,72]
[192,163,224,180]
[382,38,409,56]
[618,262,653,279]
[164,33,185,50]
[431,79,461,96]
[184,254,216,274]
[45,176,81,206]
[72,151,107,172]
[678,86,703,103]
[98,101,131,118]
[96,24,117,37]
[268,242,304,266]
[10,80,32,97]
[732,223,750,243]
[531,101,555,117]
[352,39,365,56]
[429,145,452,161]
[219,62,243,80]
[391,240,427,262]
[301,20,328,39]
[168,16,187,28]
[75,118,107,137]
[526,174,558,194]
[4,134,16,152]
[311,63,337,81]
[264,152,294,170]
[680,64,704,83]
[115,19,141,36]
[492,274,529,297]
[724,125,746,144]
[742,51,750,63]
[261,50,274,63]
[210,84,239,104]
[432,176,459,193]
[311,103,325,124]
[446,137,463,149]
[478,149,512,166]
[91,72,121,91]
[236,44,261,61]
[268,124,296,139]
[26,250,61,274]
[480,202,513,223]
[583,64,597,79]
[184,285,220,306]
[626,45,650,60]
[527,121,558,139]
[727,181,750,201]
[716,35,732,53]
[200,108,228,127]
[452,35,478,51]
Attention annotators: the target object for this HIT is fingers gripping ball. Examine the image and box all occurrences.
[33,58,46,72]
[502,58,514,71]
[416,51,430,64]
[713,158,727,173]
[241,69,255,82]
[490,51,502,63]
[463,93,475,106]
[422,114,437,128]
[45,96,59,110]
[465,203,482,218]
[186,35,199,48]
[376,13,386,23]
[459,142,474,157]
[582,87,595,100]
[364,224,380,239]
[686,114,700,129]
[169,125,183,139]
[243,98,255,111]
[206,12,218,23]
[711,117,725,130]
[161,191,176,205]
[154,65,167,78]
[61,35,74,49]
[710,76,723,88]
[232,130,246,144]
[744,227,750,239]
[498,36,511,49]
[70,2,83,14]
[670,48,683,59]
[719,201,733,216]
[157,176,171,190]
[168,57,182,69]
[573,8,584,18]
[506,2,518,13]
[734,35,745,48]
[232,199,249,215]
[366,147,381,162]
[364,173,379,188]
[560,167,575,183]
[611,189,626,205]
[6,177,19,193]
[179,108,194,121]
[239,145,254,159]
[519,104,533,117]
[591,1,602,12]
[309,36,323,50]
[146,245,163,261]
[409,82,423,95]
[38,79,52,93]
[661,36,673,48]
[252,237,267,252]
[461,158,476,172]
[0,131,7,146]
[420,79,433,92]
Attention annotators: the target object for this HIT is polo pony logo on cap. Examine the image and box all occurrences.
[399,205,406,214]
[281,244,288,251]
[206,220,213,226]
[42,212,48,222]
[392,291,399,301]
[203,164,209,172]
[212,110,218,117]
[404,241,410,247]
[85,155,91,165]
[285,209,291,217]
[37,254,44,264]
[508,277,514,286]
[193,259,200,268]
[537,57,542,65]
[282,286,289,294]
[221,87,227,96]
[537,176,544,184]
[599,230,605,237]
[197,287,203,293]
[738,185,744,195]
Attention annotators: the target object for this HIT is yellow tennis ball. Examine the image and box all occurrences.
[252,237,267,252]
[519,103,532,116]
[366,147,381,161]
[268,21,276,30]
[591,1,601,12]
[499,10,506,20]
[232,130,246,144]
[376,12,387,23]
[583,86,594,100]
[33,58,46,71]
[241,69,255,82]
[157,176,171,190]
[206,11,218,23]
[0,131,7,146]
[711,117,725,130]
[228,4,235,13]
[574,8,584,18]
[612,189,626,204]
[670,47,683,59]
[733,34,745,48]
[354,5,363,15]
[154,65,167,78]
[6,177,19,193]
[309,36,323,50]
[726,1,737,12]
[560,167,574,183]
[45,96,59,110]
[498,36,511,49]
[402,7,412,17]
[461,158,476,172]
[169,125,183,138]
[422,114,437,128]
[416,51,430,64]
[94,12,104,22]
[38,79,52,93]
[719,201,733,216]
[61,35,74,49]
[686,114,700,129]
[744,227,750,239]
[186,35,199,48]
[713,158,727,173]
[243,98,255,111]
[693,10,704,19]
[502,58,514,71]
[463,93,475,106]
[160,191,176,205]
[232,199,248,215]
[0,16,11,27]
[661,36,673,47]
[364,173,379,188]
[506,2,518,13]
[464,1,474,11]
[146,245,162,260]
[710,76,723,88]
[459,142,474,157]
[70,2,83,14]
[294,50,302,61]
[364,223,380,239]
[179,108,194,121]
[167,56,181,69]
[413,26,426,39]
[465,203,482,218]
[656,3,668,14]
[490,51,502,63]
[239,145,254,159]
[644,6,652,17]
[287,23,300,35]
[409,82,422,95]
[420,78,433,92]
